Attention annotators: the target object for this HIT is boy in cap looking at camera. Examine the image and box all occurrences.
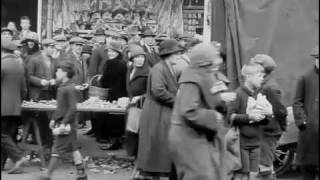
[38,62,87,180]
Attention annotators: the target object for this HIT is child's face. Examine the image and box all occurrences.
[132,55,145,67]
[56,68,67,81]
[246,72,265,88]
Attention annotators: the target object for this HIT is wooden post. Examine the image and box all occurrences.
[46,0,53,38]
[37,0,43,41]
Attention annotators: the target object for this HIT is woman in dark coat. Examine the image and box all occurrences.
[137,39,187,179]
[293,46,319,180]
[97,41,128,150]
[125,44,150,179]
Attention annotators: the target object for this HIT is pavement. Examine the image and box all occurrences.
[1,126,301,180]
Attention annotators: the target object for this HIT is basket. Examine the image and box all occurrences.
[88,75,110,100]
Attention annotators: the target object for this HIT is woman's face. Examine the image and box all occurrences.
[132,55,145,67]
[108,49,119,59]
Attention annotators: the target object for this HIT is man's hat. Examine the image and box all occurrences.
[310,45,319,58]
[141,28,156,38]
[42,39,57,46]
[1,27,13,35]
[94,28,105,36]
[21,32,39,44]
[81,45,93,54]
[53,34,67,42]
[69,37,85,45]
[1,39,18,51]
[159,39,184,56]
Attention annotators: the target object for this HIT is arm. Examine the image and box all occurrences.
[179,83,221,131]
[61,87,77,124]
[26,60,43,87]
[20,67,27,101]
[292,75,307,128]
[228,93,251,125]
[150,67,175,107]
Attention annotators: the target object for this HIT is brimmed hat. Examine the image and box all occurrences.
[81,45,93,54]
[1,39,18,51]
[159,39,184,56]
[141,29,156,38]
[175,32,193,40]
[21,32,39,44]
[128,44,146,60]
[42,39,57,46]
[250,54,277,73]
[69,37,85,45]
[189,42,220,67]
[310,46,319,58]
[94,28,105,36]
[105,30,121,38]
[53,35,67,42]
[126,26,142,36]
[108,41,122,53]
[1,27,13,35]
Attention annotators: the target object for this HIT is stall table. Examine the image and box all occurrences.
[20,104,127,167]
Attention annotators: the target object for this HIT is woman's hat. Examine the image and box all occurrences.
[189,42,220,67]
[128,44,146,60]
[21,32,39,44]
[108,41,122,53]
[159,39,184,56]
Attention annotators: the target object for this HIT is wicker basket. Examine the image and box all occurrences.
[88,75,110,100]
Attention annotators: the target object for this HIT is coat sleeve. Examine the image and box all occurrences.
[150,66,175,107]
[26,60,43,87]
[62,87,77,124]
[292,75,307,127]
[88,49,100,79]
[20,66,27,101]
[228,93,251,125]
[178,83,220,131]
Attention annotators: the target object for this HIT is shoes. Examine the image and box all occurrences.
[7,157,27,174]
[105,140,122,150]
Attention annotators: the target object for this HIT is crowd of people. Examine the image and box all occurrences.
[1,15,319,180]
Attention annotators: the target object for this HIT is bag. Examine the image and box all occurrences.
[126,106,142,133]
[225,126,242,176]
[88,75,110,100]
[246,93,273,116]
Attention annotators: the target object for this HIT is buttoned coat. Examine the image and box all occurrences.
[1,54,27,116]
[137,60,178,173]
[293,67,319,166]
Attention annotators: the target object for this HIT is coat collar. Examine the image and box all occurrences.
[161,60,179,87]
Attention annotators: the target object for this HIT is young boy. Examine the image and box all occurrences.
[228,63,268,180]
[38,62,87,180]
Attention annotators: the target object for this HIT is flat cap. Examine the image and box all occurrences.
[249,54,277,73]
[21,32,39,43]
[42,39,57,46]
[69,37,85,45]
[53,35,67,41]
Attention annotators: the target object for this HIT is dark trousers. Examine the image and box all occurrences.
[300,165,319,180]
[95,113,125,140]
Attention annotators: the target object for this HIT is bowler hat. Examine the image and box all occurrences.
[159,39,184,56]
[1,27,13,35]
[53,35,67,42]
[1,39,18,51]
[310,46,319,58]
[141,29,156,38]
[108,41,122,53]
[69,37,85,45]
[42,39,57,46]
[250,54,277,73]
[21,32,39,44]
[94,28,105,36]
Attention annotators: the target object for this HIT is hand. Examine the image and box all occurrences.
[49,120,55,129]
[131,96,141,104]
[75,85,83,90]
[248,111,266,122]
[49,79,56,86]
[215,111,224,122]
[40,79,49,86]
[220,92,237,103]
[82,83,89,89]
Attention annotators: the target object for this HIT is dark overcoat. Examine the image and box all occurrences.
[293,67,319,166]
[169,67,228,180]
[88,46,109,79]
[1,54,27,116]
[137,60,178,173]
[60,50,85,85]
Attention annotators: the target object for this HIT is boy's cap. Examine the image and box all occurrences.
[42,39,57,46]
[250,54,277,73]
[53,35,67,41]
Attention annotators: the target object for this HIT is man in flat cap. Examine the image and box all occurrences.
[139,28,161,67]
[1,40,28,173]
[293,45,319,180]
